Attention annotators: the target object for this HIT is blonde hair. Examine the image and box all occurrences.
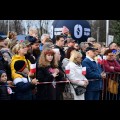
[29,27,38,35]
[4,38,11,48]
[93,42,101,49]
[87,37,95,42]
[38,48,58,68]
[7,31,17,39]
[41,34,50,41]
[12,42,26,54]
[69,51,82,64]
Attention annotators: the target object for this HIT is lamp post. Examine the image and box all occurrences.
[106,20,109,47]
[97,27,100,42]
[7,20,9,38]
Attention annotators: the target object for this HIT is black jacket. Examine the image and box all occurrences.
[0,57,12,80]
[54,45,65,62]
[14,72,35,100]
[36,66,66,100]
[0,82,11,100]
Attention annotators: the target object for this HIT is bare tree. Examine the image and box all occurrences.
[39,20,42,36]
[0,20,8,34]
[0,20,51,35]
[89,20,106,42]
[12,20,23,34]
[26,20,32,34]
[0,20,24,35]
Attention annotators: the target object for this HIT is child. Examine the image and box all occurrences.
[13,60,38,100]
[0,70,13,100]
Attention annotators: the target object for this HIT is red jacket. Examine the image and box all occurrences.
[103,59,120,72]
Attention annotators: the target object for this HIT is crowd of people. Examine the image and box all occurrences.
[0,26,120,100]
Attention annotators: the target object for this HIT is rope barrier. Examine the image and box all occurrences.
[0,85,16,87]
[0,79,100,87]
[0,80,70,87]
[0,78,106,87]
[37,80,70,85]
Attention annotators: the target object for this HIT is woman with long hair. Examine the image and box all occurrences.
[36,48,66,100]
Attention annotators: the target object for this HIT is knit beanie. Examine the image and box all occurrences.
[0,70,6,77]
[14,60,26,72]
[25,35,40,44]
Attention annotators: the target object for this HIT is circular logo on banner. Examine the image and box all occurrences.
[51,20,91,44]
[74,24,82,38]
[50,25,54,39]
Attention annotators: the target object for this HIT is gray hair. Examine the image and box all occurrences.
[80,42,86,48]
[41,34,49,41]
[87,37,96,42]
[43,42,54,50]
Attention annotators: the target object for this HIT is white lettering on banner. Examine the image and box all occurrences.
[54,27,63,36]
[84,28,90,32]
[84,32,90,36]
[74,24,82,38]
[84,28,90,36]
[54,31,62,35]
[54,28,63,31]
[50,25,54,39]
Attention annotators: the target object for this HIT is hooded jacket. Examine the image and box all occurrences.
[10,55,31,80]
[0,82,11,100]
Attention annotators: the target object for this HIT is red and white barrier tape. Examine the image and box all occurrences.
[37,80,70,85]
[37,79,100,85]
[0,79,100,88]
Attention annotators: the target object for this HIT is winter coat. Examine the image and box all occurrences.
[0,49,13,80]
[103,59,120,72]
[10,55,31,80]
[54,45,65,62]
[0,82,11,100]
[66,62,88,100]
[62,58,69,70]
[82,58,103,91]
[36,66,66,100]
[13,73,35,100]
[0,48,13,65]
